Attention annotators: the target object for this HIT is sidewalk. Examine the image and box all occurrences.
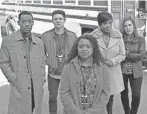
[0,70,9,86]
[0,68,63,114]
[0,70,147,114]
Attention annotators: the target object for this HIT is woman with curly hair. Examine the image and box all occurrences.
[59,34,110,114]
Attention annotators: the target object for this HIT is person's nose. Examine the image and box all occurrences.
[56,19,60,22]
[25,22,29,26]
[83,46,87,51]
[106,23,111,27]
[126,26,130,30]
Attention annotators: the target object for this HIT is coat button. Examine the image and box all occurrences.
[24,56,26,59]
[28,87,30,89]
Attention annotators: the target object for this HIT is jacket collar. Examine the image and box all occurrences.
[91,27,121,50]
[123,34,140,43]
[91,26,121,39]
[15,30,39,44]
[51,28,68,38]
[71,57,81,73]
[70,57,100,75]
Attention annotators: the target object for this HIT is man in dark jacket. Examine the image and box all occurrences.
[41,10,77,114]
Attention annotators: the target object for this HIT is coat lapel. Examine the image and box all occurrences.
[14,30,24,41]
[97,37,107,50]
[93,64,101,102]
[72,58,81,84]
[107,37,120,49]
[91,27,121,50]
[91,28,107,50]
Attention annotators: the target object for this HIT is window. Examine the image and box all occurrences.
[9,0,16,2]
[25,0,32,3]
[17,0,23,3]
[65,0,75,4]
[112,1,121,7]
[43,0,51,4]
[53,0,62,4]
[94,0,107,6]
[33,0,41,3]
[78,0,90,6]
[3,0,9,2]
[112,12,120,30]
[125,1,134,8]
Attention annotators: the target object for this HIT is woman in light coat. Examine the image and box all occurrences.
[60,34,110,114]
[91,11,126,114]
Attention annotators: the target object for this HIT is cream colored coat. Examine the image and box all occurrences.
[0,30,46,114]
[91,28,126,95]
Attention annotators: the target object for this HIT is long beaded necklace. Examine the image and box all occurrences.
[78,59,97,109]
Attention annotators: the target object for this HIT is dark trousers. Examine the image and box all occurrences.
[31,78,35,112]
[48,75,60,114]
[121,74,143,114]
[107,95,114,114]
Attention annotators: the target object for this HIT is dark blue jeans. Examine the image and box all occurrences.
[48,75,60,114]
[121,74,143,114]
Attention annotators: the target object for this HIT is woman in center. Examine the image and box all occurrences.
[59,34,110,114]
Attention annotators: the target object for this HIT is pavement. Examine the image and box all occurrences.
[0,68,63,114]
[0,69,147,114]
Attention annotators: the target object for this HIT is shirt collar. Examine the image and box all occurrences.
[78,58,93,68]
[21,31,32,41]
[15,30,39,44]
[53,28,68,38]
[72,57,93,68]
[123,34,140,43]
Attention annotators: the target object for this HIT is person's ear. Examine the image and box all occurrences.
[64,18,66,22]
[32,20,34,25]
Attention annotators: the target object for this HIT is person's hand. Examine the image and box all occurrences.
[104,59,113,67]
[48,66,56,75]
[126,51,130,57]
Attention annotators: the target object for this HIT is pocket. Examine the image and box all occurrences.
[13,85,22,99]
[12,75,19,89]
[9,51,19,71]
